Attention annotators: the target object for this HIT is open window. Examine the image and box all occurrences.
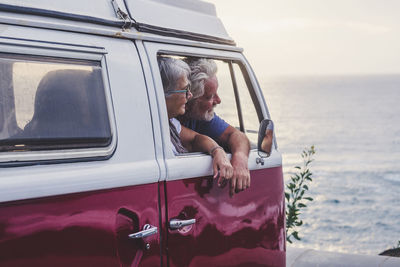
[0,53,112,157]
[157,54,262,153]
[216,60,262,147]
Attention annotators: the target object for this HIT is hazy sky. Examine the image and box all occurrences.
[207,0,400,76]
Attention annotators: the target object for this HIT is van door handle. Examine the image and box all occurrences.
[128,224,158,239]
[169,219,196,230]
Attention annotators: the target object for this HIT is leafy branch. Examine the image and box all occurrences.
[285,145,316,243]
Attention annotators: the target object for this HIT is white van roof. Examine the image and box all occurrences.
[0,0,234,45]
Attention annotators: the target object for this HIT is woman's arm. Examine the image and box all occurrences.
[180,125,233,184]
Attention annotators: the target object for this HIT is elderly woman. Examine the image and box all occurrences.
[159,57,233,182]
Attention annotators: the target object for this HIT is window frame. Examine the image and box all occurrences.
[154,50,266,156]
[144,41,281,181]
[0,40,117,165]
[143,41,272,181]
[227,60,265,133]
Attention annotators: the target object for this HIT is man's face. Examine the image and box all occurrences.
[187,75,221,121]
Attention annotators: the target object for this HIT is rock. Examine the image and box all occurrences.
[379,248,400,257]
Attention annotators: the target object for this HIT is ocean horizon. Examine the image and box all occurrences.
[260,73,400,255]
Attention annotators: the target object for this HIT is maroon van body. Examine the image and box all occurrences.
[0,168,284,267]
[165,167,285,267]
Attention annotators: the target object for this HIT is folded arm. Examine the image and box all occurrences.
[180,125,233,182]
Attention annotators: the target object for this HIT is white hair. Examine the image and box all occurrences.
[188,58,217,99]
[158,57,190,95]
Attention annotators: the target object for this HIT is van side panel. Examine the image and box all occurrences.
[0,184,160,267]
[0,25,163,267]
[165,167,285,267]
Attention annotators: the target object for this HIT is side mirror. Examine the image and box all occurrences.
[257,119,274,158]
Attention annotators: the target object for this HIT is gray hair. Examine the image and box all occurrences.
[158,57,190,95]
[188,58,217,99]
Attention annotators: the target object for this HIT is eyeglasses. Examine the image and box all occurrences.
[165,84,191,98]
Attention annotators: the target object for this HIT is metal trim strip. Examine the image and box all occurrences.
[136,23,236,46]
[0,3,123,27]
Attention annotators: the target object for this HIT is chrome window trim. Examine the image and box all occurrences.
[0,42,117,164]
[0,37,106,61]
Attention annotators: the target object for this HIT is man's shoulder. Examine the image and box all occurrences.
[209,114,225,124]
[187,114,226,127]
[179,114,229,140]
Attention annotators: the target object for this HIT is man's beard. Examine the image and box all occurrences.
[187,101,216,122]
[203,108,215,121]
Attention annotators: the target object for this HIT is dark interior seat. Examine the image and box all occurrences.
[22,69,95,139]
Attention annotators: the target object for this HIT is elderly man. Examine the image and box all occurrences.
[179,58,251,196]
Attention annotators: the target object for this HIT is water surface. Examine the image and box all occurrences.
[261,74,400,254]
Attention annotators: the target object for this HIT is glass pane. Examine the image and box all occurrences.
[233,63,259,147]
[0,54,111,152]
[214,60,240,129]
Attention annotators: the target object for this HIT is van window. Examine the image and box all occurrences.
[214,60,240,129]
[0,54,111,152]
[158,54,261,150]
[232,62,260,145]
[214,60,260,147]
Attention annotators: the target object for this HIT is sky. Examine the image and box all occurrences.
[207,0,400,76]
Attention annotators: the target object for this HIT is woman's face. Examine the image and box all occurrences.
[165,75,192,118]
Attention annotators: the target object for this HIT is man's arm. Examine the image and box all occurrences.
[218,125,250,196]
[180,125,233,183]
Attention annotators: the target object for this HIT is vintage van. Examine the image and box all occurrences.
[0,0,285,266]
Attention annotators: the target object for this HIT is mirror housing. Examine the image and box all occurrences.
[257,119,274,158]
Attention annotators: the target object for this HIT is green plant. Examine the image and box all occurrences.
[285,145,316,243]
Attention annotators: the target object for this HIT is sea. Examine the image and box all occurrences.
[261,74,400,255]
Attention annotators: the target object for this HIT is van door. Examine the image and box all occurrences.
[0,32,161,266]
[142,42,285,267]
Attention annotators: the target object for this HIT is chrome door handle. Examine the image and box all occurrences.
[128,224,158,239]
[169,219,196,230]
